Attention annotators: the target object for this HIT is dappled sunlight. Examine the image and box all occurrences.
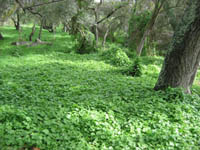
[0,25,200,150]
[0,33,17,38]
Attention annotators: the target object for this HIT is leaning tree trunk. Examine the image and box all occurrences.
[154,0,200,94]
[137,0,166,56]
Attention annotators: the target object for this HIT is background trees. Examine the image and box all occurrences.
[0,0,183,53]
[0,0,188,46]
[0,0,16,39]
[1,0,198,91]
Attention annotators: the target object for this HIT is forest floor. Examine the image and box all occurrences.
[0,26,200,150]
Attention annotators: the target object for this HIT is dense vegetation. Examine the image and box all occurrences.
[1,0,200,149]
[0,26,200,150]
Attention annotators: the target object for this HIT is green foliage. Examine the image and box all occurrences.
[156,87,186,102]
[141,37,158,56]
[128,10,152,49]
[74,29,97,54]
[10,47,24,57]
[102,44,131,67]
[113,30,128,45]
[0,26,200,150]
[128,10,151,36]
[123,47,137,58]
[122,57,142,77]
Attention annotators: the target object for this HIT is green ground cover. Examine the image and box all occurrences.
[0,26,200,150]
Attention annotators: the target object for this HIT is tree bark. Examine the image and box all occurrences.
[70,12,81,35]
[0,33,3,40]
[102,26,110,47]
[154,0,200,93]
[93,0,103,46]
[137,0,166,56]
[63,22,70,32]
[94,8,99,46]
[12,9,20,31]
[38,18,44,40]
[29,23,36,41]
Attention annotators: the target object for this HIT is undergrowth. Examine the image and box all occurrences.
[101,44,131,67]
[0,26,200,150]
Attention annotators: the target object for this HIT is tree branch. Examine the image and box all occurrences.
[15,0,43,17]
[23,0,66,10]
[97,4,126,24]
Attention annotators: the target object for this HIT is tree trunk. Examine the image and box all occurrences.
[63,22,70,32]
[128,0,138,49]
[154,0,200,94]
[94,8,99,46]
[38,18,44,40]
[0,33,3,40]
[71,15,79,35]
[102,27,110,47]
[16,11,20,30]
[12,9,20,31]
[29,23,36,41]
[95,24,99,46]
[137,0,166,56]
[93,0,103,47]
[136,29,150,56]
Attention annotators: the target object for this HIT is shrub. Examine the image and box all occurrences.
[123,47,137,58]
[74,30,97,54]
[113,30,128,45]
[122,57,142,77]
[102,44,131,67]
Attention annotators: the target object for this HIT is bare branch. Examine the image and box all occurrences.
[97,4,127,24]
[15,0,43,17]
[23,0,66,10]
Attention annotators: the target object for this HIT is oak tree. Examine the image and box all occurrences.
[154,0,200,93]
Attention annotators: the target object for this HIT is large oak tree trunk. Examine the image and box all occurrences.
[154,0,200,93]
